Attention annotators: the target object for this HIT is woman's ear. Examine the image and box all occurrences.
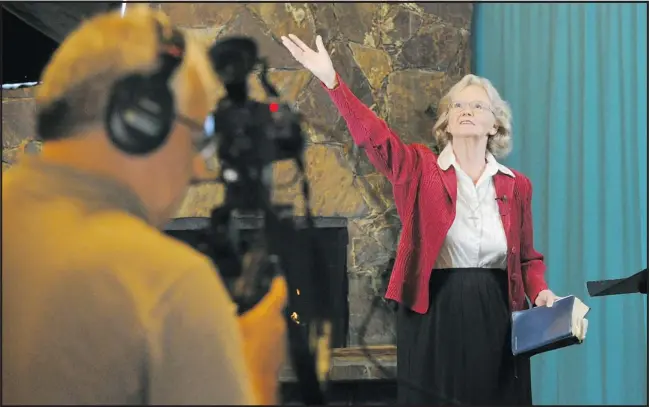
[489,126,498,136]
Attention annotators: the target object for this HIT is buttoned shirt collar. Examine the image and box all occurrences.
[437,144,515,178]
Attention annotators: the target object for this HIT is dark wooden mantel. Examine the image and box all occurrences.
[280,345,397,382]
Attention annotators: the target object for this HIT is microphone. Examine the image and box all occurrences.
[495,195,508,203]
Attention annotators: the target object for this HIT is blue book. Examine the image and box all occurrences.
[511,295,590,357]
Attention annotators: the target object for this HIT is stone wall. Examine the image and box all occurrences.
[1,3,473,346]
[158,2,474,346]
[2,87,41,170]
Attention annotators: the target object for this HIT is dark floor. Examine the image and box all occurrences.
[281,379,397,405]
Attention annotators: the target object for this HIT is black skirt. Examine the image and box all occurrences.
[396,268,532,406]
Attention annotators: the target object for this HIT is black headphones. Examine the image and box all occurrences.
[105,21,186,155]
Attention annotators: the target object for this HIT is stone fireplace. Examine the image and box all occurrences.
[164,215,351,349]
[2,2,473,403]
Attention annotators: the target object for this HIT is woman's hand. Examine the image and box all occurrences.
[535,290,589,340]
[238,277,288,404]
[280,34,337,89]
[534,289,557,307]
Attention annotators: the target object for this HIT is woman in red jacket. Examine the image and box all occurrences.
[281,34,557,405]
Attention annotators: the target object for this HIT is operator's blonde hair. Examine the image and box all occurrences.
[36,5,220,140]
[432,74,513,158]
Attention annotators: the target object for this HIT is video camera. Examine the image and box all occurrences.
[175,36,331,405]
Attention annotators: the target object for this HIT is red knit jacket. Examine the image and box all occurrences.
[323,75,548,314]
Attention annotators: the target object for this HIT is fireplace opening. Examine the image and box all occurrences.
[164,216,350,348]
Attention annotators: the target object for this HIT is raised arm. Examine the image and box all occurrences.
[281,34,419,184]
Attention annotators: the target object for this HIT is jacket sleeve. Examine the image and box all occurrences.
[321,73,419,184]
[148,259,256,405]
[520,177,549,303]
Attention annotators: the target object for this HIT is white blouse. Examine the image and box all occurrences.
[433,145,515,270]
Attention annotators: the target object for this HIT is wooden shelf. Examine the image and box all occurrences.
[331,345,396,359]
[280,345,397,382]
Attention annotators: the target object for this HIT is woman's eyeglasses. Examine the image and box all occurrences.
[449,101,494,114]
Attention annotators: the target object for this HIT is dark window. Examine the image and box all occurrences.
[2,8,59,84]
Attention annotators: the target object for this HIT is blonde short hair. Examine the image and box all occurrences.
[36,6,219,140]
[432,74,513,158]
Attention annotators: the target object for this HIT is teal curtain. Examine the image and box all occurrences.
[473,3,648,405]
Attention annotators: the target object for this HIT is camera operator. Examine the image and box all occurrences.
[2,7,286,405]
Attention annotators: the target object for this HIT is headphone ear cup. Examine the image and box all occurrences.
[106,74,176,155]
